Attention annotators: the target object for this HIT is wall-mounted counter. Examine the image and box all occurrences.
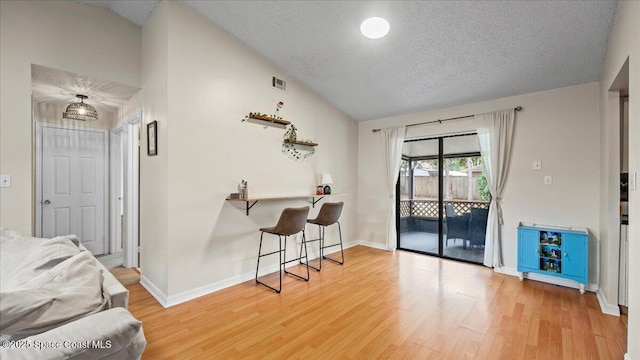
[226,193,346,215]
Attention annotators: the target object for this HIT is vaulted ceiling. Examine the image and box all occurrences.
[77,0,617,121]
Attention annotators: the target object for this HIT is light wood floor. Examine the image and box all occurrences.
[128,246,627,359]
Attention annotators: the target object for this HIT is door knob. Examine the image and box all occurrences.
[43,199,51,205]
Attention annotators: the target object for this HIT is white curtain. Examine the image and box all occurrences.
[475,109,516,267]
[381,127,406,250]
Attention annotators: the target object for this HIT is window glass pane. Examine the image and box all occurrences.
[402,140,438,157]
[443,134,480,154]
[442,135,488,264]
[400,159,409,200]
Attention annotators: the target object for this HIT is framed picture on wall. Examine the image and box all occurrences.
[147,120,157,156]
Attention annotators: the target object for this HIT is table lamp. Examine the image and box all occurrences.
[321,173,333,195]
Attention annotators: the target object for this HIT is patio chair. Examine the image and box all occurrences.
[445,204,469,247]
[468,208,489,248]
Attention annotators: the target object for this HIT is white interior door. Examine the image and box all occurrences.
[39,124,108,255]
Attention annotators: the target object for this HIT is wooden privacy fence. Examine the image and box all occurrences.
[400,199,490,218]
[400,175,484,201]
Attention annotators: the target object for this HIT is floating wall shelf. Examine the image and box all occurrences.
[284,139,318,147]
[227,193,346,215]
[243,113,291,128]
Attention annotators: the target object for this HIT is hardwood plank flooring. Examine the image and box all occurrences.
[127,246,627,359]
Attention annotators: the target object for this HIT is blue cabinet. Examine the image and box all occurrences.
[517,223,588,294]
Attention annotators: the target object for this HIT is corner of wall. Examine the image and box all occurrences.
[596,288,621,316]
[140,274,168,308]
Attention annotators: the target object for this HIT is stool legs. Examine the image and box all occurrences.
[300,225,323,271]
[284,231,310,281]
[323,222,344,265]
[256,232,283,293]
[301,222,344,271]
[256,232,310,293]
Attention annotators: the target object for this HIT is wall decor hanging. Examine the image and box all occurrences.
[281,124,317,161]
[240,102,317,161]
[147,120,158,156]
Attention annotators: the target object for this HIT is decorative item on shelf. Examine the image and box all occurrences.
[238,180,248,199]
[241,101,290,129]
[321,173,333,195]
[316,186,324,195]
[281,124,316,161]
[228,193,240,199]
[274,101,284,119]
[63,95,98,121]
[284,124,297,142]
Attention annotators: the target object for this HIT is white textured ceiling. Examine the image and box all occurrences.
[31,64,140,113]
[76,0,159,27]
[76,0,617,122]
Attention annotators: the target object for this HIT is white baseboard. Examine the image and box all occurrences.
[140,274,168,307]
[596,288,621,316]
[166,267,273,307]
[624,353,629,360]
[493,267,619,316]
[141,241,359,308]
[356,240,391,251]
[494,266,598,292]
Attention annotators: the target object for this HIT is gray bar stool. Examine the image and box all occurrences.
[302,202,344,271]
[255,206,310,293]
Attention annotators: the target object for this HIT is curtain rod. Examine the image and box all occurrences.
[371,106,523,133]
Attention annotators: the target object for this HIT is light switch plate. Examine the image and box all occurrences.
[0,174,10,188]
[533,160,542,170]
[544,175,553,185]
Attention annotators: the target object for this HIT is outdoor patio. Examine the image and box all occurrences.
[399,199,489,264]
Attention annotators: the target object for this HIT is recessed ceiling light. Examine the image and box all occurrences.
[360,17,390,39]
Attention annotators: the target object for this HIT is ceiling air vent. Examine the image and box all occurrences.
[272,76,287,92]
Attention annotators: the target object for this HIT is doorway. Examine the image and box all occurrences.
[123,116,140,268]
[35,123,109,255]
[397,133,489,264]
[111,115,141,268]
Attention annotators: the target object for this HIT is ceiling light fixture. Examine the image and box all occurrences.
[63,94,98,121]
[360,17,390,39]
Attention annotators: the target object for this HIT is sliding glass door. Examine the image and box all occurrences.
[397,134,490,264]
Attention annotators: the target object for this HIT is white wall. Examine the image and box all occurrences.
[140,1,358,301]
[0,0,141,235]
[117,91,142,126]
[599,1,639,357]
[358,83,601,281]
[140,0,170,296]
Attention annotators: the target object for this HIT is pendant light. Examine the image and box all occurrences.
[63,95,98,121]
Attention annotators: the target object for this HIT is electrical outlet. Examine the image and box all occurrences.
[0,174,10,188]
[544,175,553,185]
[533,161,542,170]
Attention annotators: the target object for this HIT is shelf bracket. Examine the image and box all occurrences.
[312,196,324,208]
[246,200,258,216]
